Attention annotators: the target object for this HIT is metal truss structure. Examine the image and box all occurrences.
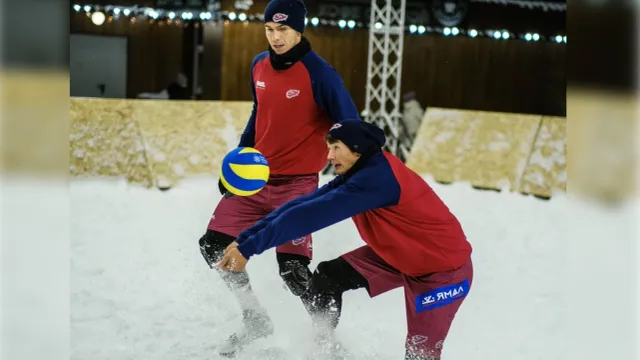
[322,0,408,175]
[363,0,409,161]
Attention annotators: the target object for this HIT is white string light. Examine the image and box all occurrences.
[72,4,566,44]
[470,0,566,11]
[404,24,564,43]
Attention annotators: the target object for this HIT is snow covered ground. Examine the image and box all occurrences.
[66,176,639,360]
[5,174,637,360]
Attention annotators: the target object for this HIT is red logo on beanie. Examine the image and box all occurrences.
[272,13,288,22]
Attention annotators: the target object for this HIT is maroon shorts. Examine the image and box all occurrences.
[342,246,473,359]
[207,174,318,259]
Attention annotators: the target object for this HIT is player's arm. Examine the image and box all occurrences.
[312,67,361,124]
[236,177,399,260]
[238,105,256,148]
[237,176,344,240]
[238,55,263,147]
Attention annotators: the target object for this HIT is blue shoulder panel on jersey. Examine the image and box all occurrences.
[300,51,361,124]
[238,52,269,148]
[348,152,401,208]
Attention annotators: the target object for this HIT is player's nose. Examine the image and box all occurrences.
[326,151,335,160]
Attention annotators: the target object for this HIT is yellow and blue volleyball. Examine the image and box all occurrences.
[220,147,270,196]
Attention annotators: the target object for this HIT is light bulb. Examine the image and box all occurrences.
[91,11,106,25]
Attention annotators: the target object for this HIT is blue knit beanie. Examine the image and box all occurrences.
[328,120,386,154]
[263,0,307,33]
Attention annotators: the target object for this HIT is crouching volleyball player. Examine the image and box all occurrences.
[218,120,474,360]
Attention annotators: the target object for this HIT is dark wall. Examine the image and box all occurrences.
[70,1,566,116]
[71,12,187,98]
[218,21,565,116]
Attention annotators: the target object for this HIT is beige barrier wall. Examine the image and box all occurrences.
[405,108,546,192]
[70,99,567,198]
[518,116,566,198]
[70,98,152,186]
[70,98,252,188]
[132,100,252,187]
[406,108,567,198]
[3,71,69,175]
[566,90,636,202]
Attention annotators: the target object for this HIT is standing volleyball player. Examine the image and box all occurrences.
[197,0,360,356]
[218,121,474,360]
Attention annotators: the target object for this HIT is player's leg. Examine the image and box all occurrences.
[198,193,272,356]
[199,229,266,314]
[403,257,474,360]
[268,175,318,297]
[302,245,404,330]
[276,252,313,296]
[300,254,367,329]
[299,246,406,358]
[200,194,268,310]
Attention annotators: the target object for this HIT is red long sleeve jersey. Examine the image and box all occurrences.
[351,153,472,275]
[238,151,472,276]
[238,51,360,176]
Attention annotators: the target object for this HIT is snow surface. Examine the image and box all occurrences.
[62,175,638,360]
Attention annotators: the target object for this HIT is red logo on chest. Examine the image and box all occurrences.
[286,89,300,99]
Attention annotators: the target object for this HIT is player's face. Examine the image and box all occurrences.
[326,140,360,175]
[264,22,301,55]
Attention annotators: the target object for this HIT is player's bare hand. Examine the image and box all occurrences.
[217,247,248,272]
[223,241,239,255]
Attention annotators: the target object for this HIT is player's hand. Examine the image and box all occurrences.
[218,178,234,198]
[217,247,248,272]
[218,178,227,195]
[224,241,239,255]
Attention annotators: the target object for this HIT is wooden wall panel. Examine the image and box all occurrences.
[70,11,185,98]
[70,3,566,116]
[218,22,565,116]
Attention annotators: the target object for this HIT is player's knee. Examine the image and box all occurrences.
[198,230,236,268]
[277,253,312,296]
[302,258,354,328]
[311,259,343,294]
[312,257,368,294]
